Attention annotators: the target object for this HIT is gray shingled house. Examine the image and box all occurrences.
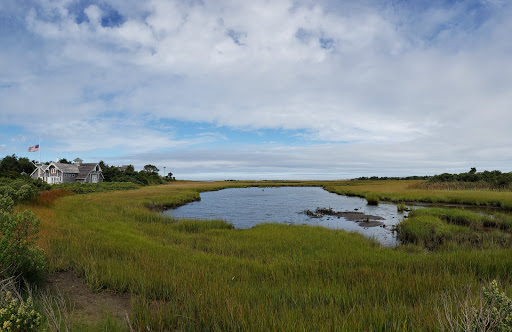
[31,158,104,184]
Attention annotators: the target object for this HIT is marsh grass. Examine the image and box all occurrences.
[30,180,512,330]
[325,180,512,210]
[397,208,512,250]
[37,287,73,332]
[54,182,140,194]
[30,188,73,207]
[397,203,408,212]
[365,194,380,205]
[410,181,512,191]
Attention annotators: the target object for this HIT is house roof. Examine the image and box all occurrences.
[76,163,100,180]
[31,161,102,178]
[54,163,80,173]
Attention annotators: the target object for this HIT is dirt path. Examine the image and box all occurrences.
[47,270,132,325]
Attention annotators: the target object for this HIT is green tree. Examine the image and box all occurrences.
[143,164,159,174]
[0,155,35,178]
[125,165,135,175]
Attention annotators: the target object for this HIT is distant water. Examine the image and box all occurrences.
[163,187,408,246]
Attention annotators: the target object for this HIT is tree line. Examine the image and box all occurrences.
[0,154,175,186]
[428,168,512,188]
[353,175,431,181]
[99,161,175,186]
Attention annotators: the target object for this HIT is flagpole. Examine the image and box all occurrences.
[37,138,41,180]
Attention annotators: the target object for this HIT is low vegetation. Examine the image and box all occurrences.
[437,280,512,331]
[0,191,46,330]
[0,277,42,331]
[53,182,140,194]
[14,180,509,330]
[397,203,408,212]
[3,161,512,330]
[397,208,512,251]
[0,177,51,203]
[324,180,512,210]
[365,193,380,205]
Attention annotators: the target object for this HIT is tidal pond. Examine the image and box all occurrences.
[163,187,408,246]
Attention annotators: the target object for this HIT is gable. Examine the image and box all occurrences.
[76,163,102,180]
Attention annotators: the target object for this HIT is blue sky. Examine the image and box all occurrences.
[1,0,511,180]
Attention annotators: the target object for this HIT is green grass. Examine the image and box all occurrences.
[53,181,140,194]
[30,180,512,331]
[397,208,512,251]
[365,193,380,205]
[324,180,512,210]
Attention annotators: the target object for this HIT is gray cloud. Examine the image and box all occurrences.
[1,0,511,178]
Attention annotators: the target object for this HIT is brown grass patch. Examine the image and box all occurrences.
[33,189,74,207]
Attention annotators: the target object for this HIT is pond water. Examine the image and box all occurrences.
[163,187,408,246]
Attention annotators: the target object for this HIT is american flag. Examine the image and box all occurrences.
[28,144,39,152]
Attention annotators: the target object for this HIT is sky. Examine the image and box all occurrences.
[1,0,511,180]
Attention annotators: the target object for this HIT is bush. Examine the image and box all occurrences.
[477,280,512,331]
[0,188,15,202]
[0,195,45,284]
[15,185,35,202]
[437,280,512,331]
[0,178,43,203]
[0,290,41,331]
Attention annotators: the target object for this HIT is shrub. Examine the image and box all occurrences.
[0,195,46,284]
[477,280,512,331]
[0,290,41,331]
[437,280,512,332]
[0,188,15,202]
[0,179,42,203]
[15,184,35,202]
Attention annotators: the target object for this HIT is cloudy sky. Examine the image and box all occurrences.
[1,0,511,180]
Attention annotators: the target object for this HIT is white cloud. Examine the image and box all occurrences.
[1,0,511,177]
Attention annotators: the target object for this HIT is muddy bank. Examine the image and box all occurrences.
[301,207,386,227]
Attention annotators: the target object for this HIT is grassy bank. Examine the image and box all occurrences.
[29,180,512,330]
[397,208,512,250]
[324,180,512,209]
